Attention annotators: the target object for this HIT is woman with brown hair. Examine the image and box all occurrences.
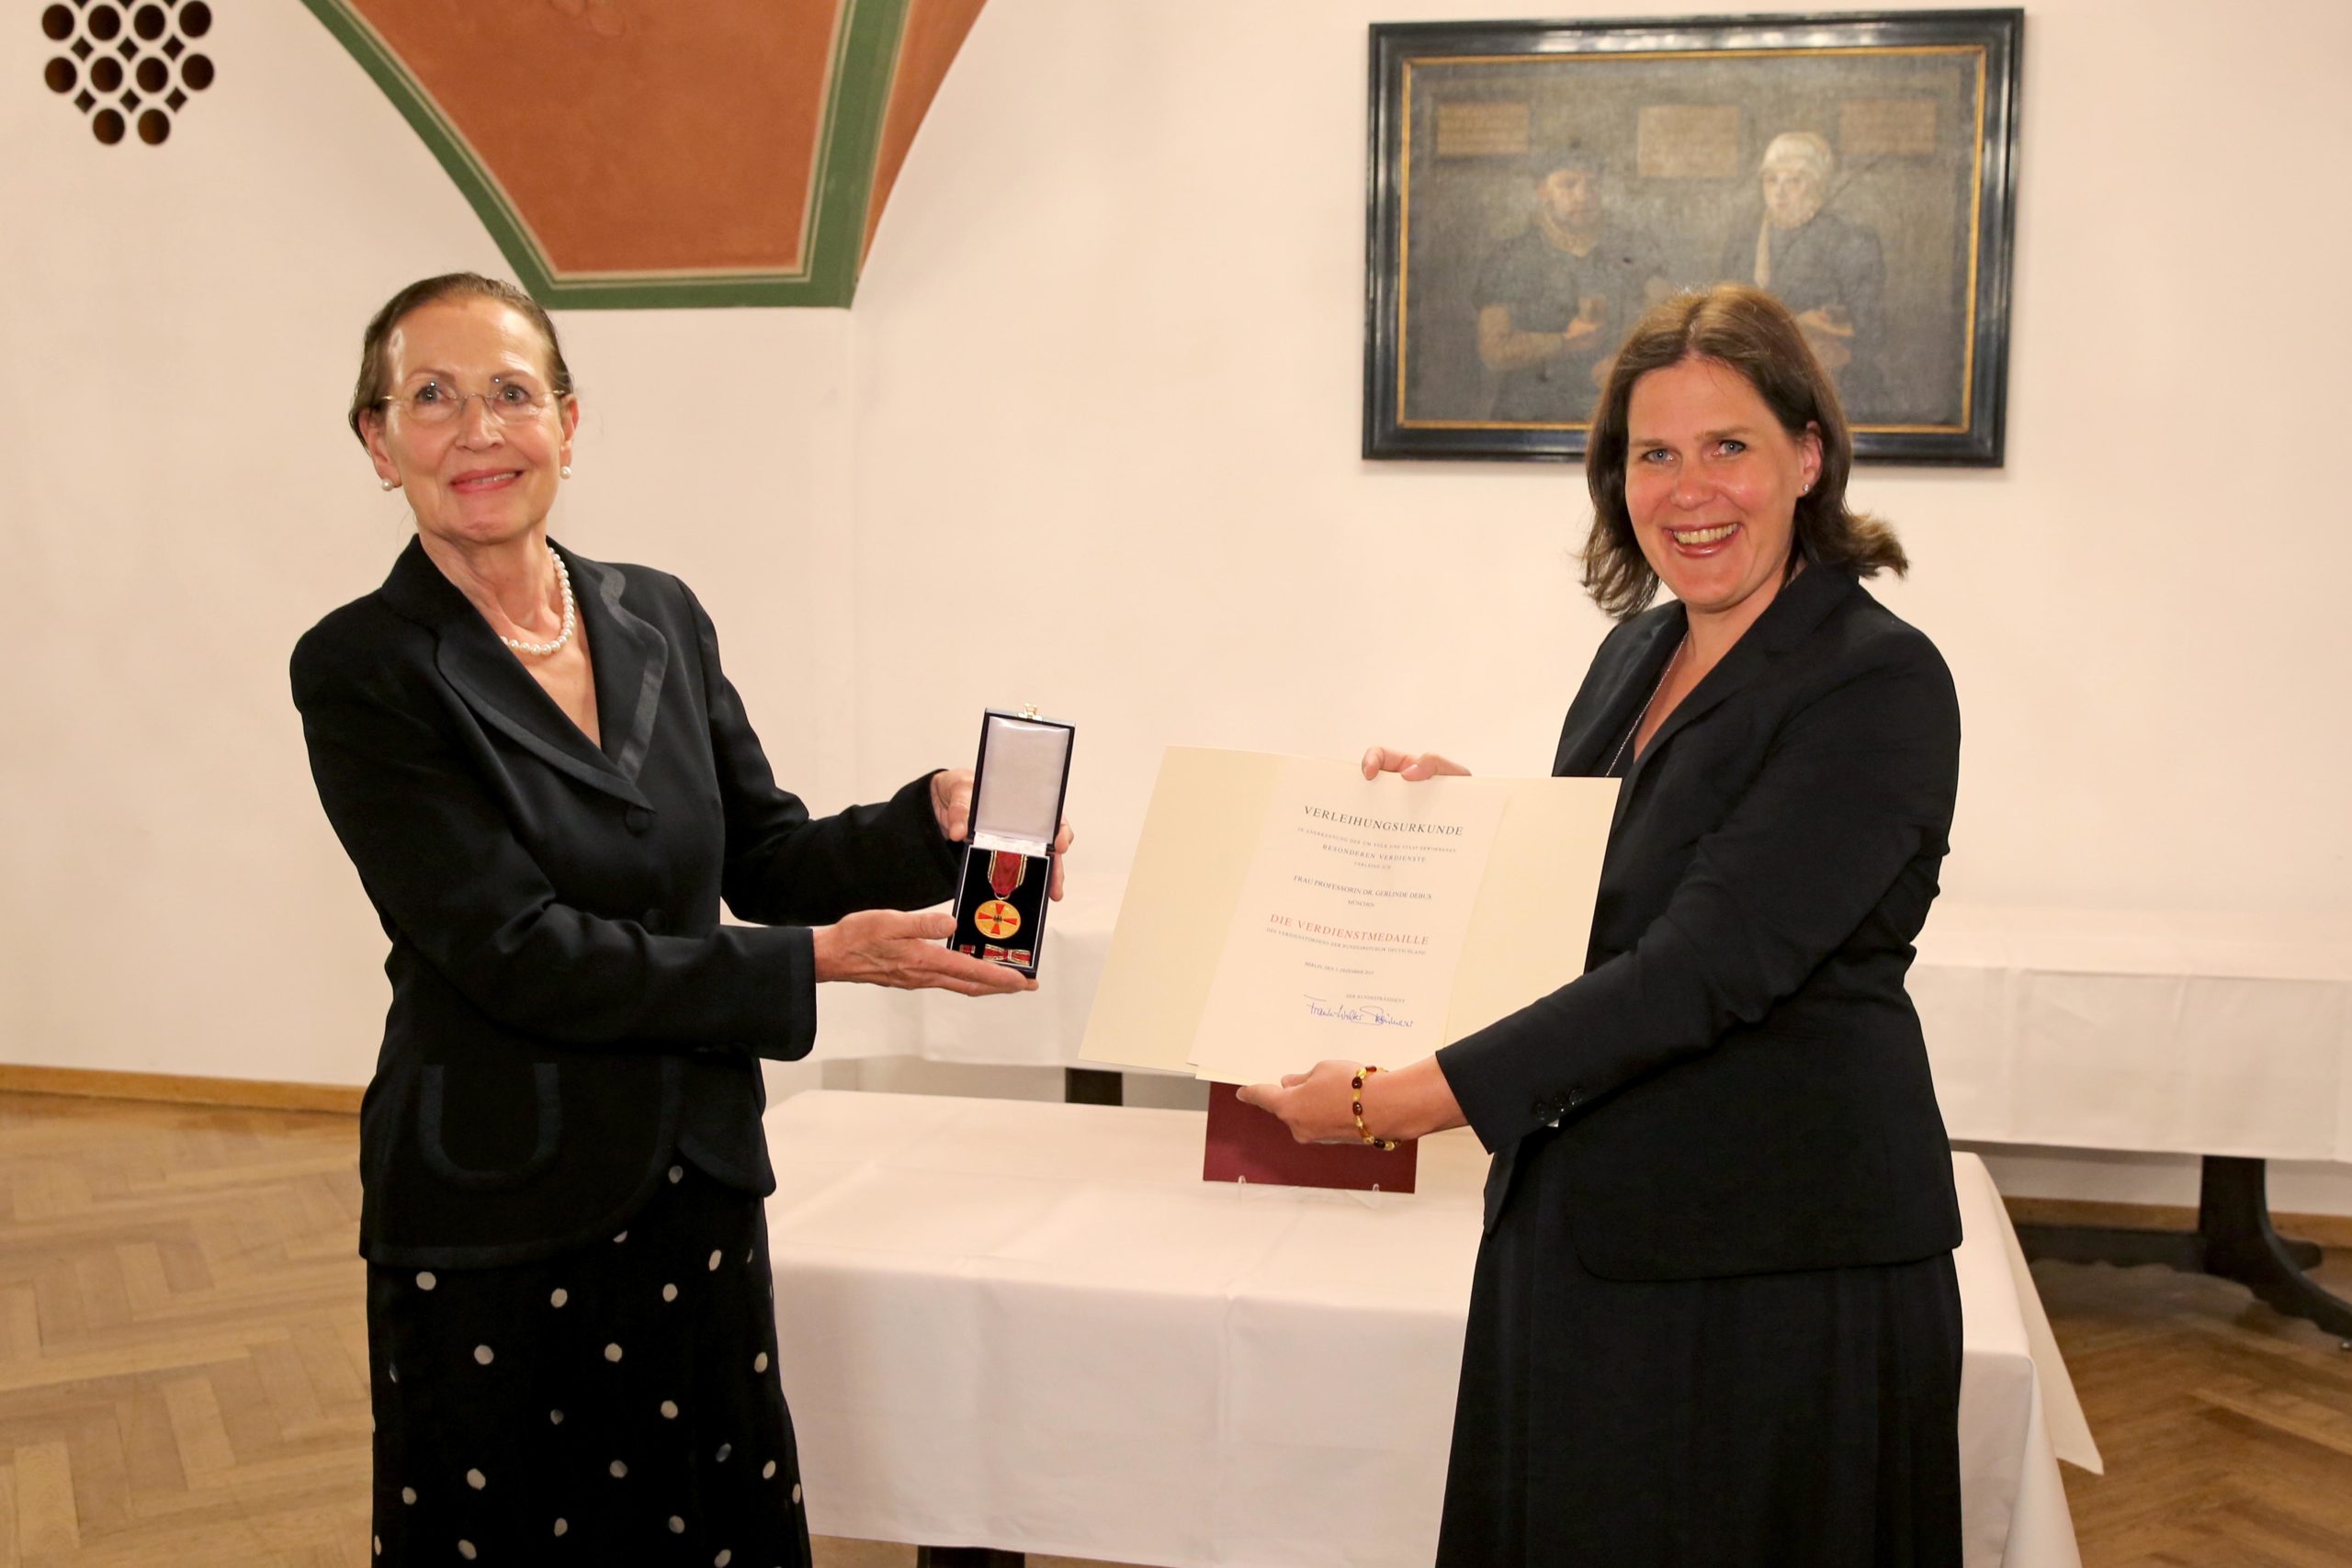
[1243,284,1962,1564]
[294,273,1063,1564]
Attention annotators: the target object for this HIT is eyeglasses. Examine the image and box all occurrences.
[378,376,563,427]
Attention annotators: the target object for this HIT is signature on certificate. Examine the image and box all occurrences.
[1305,995,1415,1028]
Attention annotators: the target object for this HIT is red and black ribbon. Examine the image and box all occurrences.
[988,851,1027,900]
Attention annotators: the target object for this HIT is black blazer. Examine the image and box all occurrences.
[1436,564,1963,1280]
[292,538,958,1269]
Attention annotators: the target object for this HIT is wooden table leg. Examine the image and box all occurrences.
[2015,1154,2352,1342]
[1065,1066,1123,1106]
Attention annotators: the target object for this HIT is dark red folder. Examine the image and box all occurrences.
[1203,1083,1419,1193]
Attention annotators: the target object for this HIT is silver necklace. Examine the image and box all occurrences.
[1606,634,1687,775]
[501,545,576,658]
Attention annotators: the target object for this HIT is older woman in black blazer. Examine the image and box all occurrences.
[1243,285,1962,1565]
[294,273,1060,1566]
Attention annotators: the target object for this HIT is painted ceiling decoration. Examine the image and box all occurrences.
[300,0,985,308]
[40,0,217,147]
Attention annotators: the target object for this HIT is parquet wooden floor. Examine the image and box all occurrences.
[2030,1247,2352,1567]
[3,1090,2348,1566]
[0,1093,371,1566]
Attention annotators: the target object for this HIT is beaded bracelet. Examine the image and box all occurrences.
[1351,1066,1398,1152]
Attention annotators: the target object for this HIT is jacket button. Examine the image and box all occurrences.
[625,807,653,834]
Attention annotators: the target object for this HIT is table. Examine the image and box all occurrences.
[808,924,1112,1065]
[1914,905,2352,1161]
[1915,904,2352,1334]
[762,1091,2098,1568]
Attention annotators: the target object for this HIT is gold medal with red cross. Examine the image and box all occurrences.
[974,900,1022,941]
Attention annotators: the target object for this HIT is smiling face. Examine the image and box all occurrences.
[361,297,578,552]
[1622,355,1821,634]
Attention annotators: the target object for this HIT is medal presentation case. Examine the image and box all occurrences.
[947,709,1073,978]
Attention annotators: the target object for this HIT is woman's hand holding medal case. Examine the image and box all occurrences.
[947,710,1074,977]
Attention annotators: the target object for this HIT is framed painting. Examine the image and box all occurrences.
[1363,11,2023,464]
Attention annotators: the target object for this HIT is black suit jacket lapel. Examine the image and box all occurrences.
[563,548,669,784]
[1553,608,1687,777]
[377,537,653,809]
[1600,566,1858,833]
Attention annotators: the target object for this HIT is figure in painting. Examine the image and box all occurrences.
[1721,131,1885,410]
[1476,147,1670,424]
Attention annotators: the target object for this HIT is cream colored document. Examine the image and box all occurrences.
[1188,758,1505,1083]
[1080,748,1619,1085]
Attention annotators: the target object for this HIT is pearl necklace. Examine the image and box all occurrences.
[501,546,576,658]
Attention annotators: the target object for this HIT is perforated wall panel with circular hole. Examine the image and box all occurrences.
[41,0,212,145]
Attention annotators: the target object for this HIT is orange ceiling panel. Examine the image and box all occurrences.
[345,0,844,276]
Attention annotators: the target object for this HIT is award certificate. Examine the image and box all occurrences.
[1080,748,1618,1087]
[1189,759,1505,1085]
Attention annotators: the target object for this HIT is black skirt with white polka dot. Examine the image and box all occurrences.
[366,1163,808,1566]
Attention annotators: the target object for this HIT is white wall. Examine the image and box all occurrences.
[840,0,2352,1206]
[6,1,2348,1213]
[0,8,872,1085]
[854,0,2352,921]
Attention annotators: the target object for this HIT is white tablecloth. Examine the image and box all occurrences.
[1915,904,2352,1161]
[809,923,1114,1065]
[763,1091,2098,1568]
[820,902,2352,1168]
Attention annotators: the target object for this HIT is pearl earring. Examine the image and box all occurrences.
[381,479,399,491]
[560,464,572,479]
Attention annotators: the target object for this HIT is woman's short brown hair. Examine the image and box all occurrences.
[1580,284,1905,619]
[346,273,574,444]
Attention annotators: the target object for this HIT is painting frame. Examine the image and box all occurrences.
[1363,10,2023,465]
